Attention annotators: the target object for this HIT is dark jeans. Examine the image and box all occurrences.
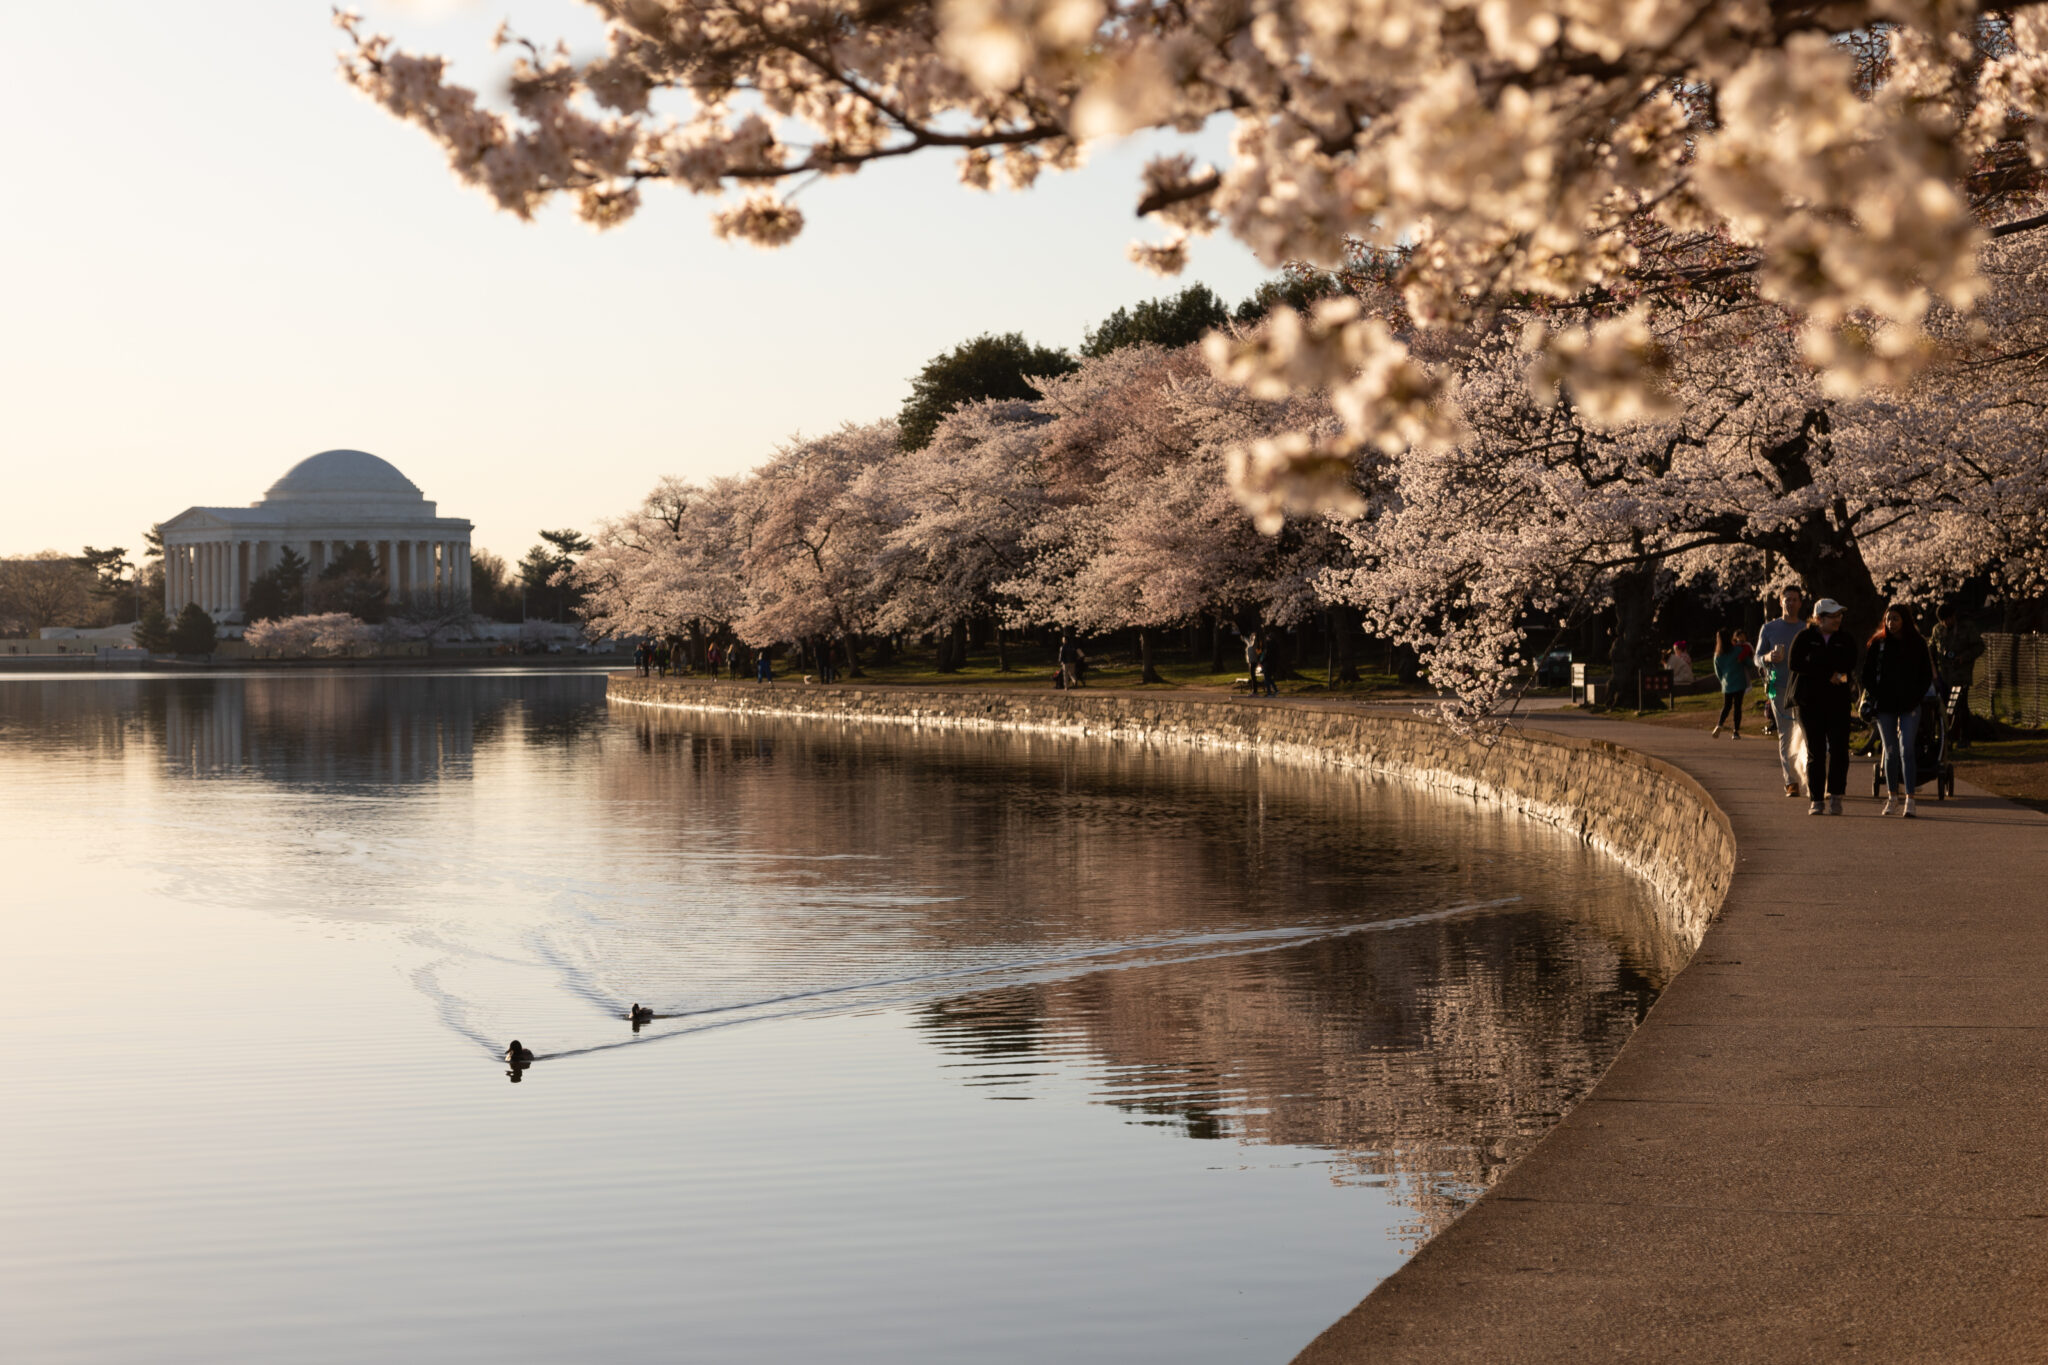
[1716,690,1744,728]
[1800,707,1852,797]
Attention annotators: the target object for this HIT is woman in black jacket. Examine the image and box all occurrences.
[1788,598,1860,815]
[1861,604,1937,817]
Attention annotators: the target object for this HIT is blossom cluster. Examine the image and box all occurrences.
[572,342,1351,669]
[577,239,2048,717]
[338,1,2048,500]
[243,613,381,656]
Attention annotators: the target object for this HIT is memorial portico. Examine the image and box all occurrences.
[161,450,473,624]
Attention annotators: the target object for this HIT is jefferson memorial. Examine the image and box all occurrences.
[161,450,472,622]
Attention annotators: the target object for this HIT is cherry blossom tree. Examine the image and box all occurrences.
[576,475,753,646]
[1319,234,2048,714]
[863,398,1053,669]
[337,3,2048,519]
[244,613,380,656]
[734,421,900,668]
[1000,346,1350,680]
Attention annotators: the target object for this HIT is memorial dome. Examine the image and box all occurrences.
[262,450,424,505]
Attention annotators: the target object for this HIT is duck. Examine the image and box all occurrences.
[628,1004,654,1026]
[504,1040,534,1065]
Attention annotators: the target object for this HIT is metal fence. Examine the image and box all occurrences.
[1972,633,2048,729]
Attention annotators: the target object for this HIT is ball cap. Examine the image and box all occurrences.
[1814,598,1846,617]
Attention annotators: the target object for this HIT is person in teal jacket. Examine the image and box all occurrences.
[1711,628,1751,738]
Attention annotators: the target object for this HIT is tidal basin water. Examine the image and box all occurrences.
[0,671,1672,1364]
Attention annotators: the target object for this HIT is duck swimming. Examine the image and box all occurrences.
[628,1004,654,1026]
[504,1040,534,1065]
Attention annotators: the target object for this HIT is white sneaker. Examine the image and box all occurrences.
[1711,725,1724,737]
[1827,795,1843,816]
[1904,795,1918,818]
[1809,800,1826,816]
[1882,790,1898,816]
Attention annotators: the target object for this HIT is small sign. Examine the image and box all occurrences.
[1641,668,1673,696]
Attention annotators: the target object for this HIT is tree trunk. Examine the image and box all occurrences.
[1332,605,1360,683]
[994,623,1009,672]
[1138,627,1163,684]
[1752,407,1884,633]
[1609,562,1656,707]
[845,635,865,678]
[952,618,968,672]
[1210,616,1231,673]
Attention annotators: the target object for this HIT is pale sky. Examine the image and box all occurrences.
[0,1,1269,565]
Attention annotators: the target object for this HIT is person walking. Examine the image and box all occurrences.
[756,648,772,683]
[1056,634,1078,690]
[1755,586,1807,795]
[707,641,722,678]
[1862,604,1936,818]
[1789,597,1859,815]
[1710,629,1749,738]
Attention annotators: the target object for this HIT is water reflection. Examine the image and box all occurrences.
[606,703,1670,1243]
[0,673,1677,1361]
[0,671,607,786]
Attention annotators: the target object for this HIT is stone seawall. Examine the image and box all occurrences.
[607,677,1733,955]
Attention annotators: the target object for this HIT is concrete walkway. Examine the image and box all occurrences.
[1295,709,2048,1364]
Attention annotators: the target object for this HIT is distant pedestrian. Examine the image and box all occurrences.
[1755,586,1807,795]
[1664,639,1696,689]
[756,650,772,683]
[1862,604,1936,818]
[1789,597,1859,816]
[1057,634,1078,690]
[635,641,651,677]
[707,641,722,677]
[819,640,838,684]
[670,639,686,677]
[730,645,744,680]
[1710,629,1749,739]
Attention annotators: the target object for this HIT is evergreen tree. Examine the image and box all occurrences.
[519,530,593,620]
[169,603,217,655]
[897,332,1077,450]
[1231,269,1345,324]
[304,542,388,623]
[132,599,173,653]
[243,546,309,621]
[1081,285,1230,357]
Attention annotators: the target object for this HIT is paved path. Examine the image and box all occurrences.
[1294,710,2048,1364]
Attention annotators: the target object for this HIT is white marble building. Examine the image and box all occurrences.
[161,450,472,622]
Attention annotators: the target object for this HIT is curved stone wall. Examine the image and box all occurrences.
[606,677,1733,960]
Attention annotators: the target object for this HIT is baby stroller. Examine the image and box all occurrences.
[1868,689,1955,800]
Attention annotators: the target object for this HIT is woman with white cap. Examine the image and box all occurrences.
[1788,598,1860,815]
